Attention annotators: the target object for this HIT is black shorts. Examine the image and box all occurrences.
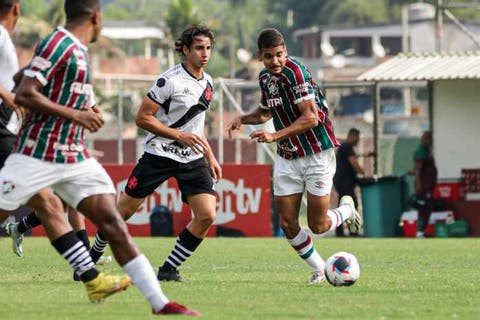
[125,152,216,202]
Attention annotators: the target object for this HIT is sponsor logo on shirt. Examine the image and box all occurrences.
[31,56,52,71]
[292,83,310,95]
[70,82,93,95]
[267,98,283,108]
[161,142,193,159]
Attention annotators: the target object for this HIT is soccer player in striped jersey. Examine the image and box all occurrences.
[88,24,221,284]
[0,0,199,316]
[227,28,362,284]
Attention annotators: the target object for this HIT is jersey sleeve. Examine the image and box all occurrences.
[147,76,174,105]
[23,36,71,87]
[288,64,315,104]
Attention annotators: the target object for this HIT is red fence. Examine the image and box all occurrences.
[32,164,273,237]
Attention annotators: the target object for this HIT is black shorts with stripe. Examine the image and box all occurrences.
[125,152,216,202]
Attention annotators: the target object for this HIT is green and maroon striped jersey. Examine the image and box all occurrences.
[15,27,94,163]
[259,56,339,160]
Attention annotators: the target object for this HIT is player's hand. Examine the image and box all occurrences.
[73,109,104,132]
[207,157,222,181]
[227,116,243,139]
[250,129,275,143]
[178,132,209,154]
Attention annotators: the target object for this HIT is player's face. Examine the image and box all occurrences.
[258,45,287,75]
[184,35,212,70]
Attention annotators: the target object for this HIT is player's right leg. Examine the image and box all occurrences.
[78,193,200,316]
[88,193,144,265]
[0,155,131,303]
[27,191,132,303]
[68,159,199,315]
[274,154,327,284]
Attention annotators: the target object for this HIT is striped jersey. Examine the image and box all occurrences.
[259,56,339,160]
[145,63,213,163]
[15,27,95,163]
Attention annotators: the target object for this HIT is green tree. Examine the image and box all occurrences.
[21,0,46,17]
[43,0,65,27]
[164,0,200,40]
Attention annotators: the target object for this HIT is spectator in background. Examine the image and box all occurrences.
[408,130,437,235]
[333,128,373,236]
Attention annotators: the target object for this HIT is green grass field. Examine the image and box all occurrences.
[0,237,479,320]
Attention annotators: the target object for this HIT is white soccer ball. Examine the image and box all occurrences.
[325,251,360,287]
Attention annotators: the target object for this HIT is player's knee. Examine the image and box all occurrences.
[197,212,216,227]
[280,219,298,234]
[308,221,329,234]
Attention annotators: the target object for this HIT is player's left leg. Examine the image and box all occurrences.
[158,193,216,282]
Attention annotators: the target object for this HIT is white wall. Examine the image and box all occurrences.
[433,80,480,179]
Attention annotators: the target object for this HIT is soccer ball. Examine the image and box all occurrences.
[324,251,360,287]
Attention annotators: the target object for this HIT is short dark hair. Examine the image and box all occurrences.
[0,0,17,16]
[174,24,215,57]
[257,28,285,50]
[348,128,360,136]
[64,0,100,22]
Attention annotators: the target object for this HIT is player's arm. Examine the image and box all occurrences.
[250,99,317,143]
[226,106,272,139]
[14,76,104,132]
[0,85,15,108]
[348,155,365,176]
[136,96,208,154]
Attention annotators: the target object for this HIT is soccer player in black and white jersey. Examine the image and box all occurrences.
[88,24,222,282]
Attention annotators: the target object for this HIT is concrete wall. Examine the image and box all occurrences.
[433,80,480,179]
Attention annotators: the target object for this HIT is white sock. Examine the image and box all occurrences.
[287,229,325,272]
[327,205,353,232]
[122,254,169,312]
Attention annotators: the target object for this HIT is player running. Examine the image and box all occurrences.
[87,24,221,283]
[227,28,361,284]
[0,0,199,315]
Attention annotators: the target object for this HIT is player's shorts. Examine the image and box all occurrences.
[273,148,336,197]
[0,154,115,211]
[125,152,216,202]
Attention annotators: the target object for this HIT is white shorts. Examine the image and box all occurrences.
[273,148,336,197]
[0,154,116,211]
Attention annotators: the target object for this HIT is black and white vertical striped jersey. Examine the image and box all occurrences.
[145,63,213,163]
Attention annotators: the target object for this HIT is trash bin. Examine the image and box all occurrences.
[358,175,408,237]
[150,205,173,236]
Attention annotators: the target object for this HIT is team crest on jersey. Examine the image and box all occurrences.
[267,80,278,95]
[204,86,213,102]
[1,180,15,194]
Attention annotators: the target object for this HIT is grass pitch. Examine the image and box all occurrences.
[0,237,479,319]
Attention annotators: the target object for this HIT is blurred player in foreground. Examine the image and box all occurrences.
[0,0,199,315]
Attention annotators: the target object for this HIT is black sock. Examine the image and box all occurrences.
[161,228,203,271]
[76,229,90,250]
[17,211,42,234]
[51,231,98,282]
[89,232,108,264]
